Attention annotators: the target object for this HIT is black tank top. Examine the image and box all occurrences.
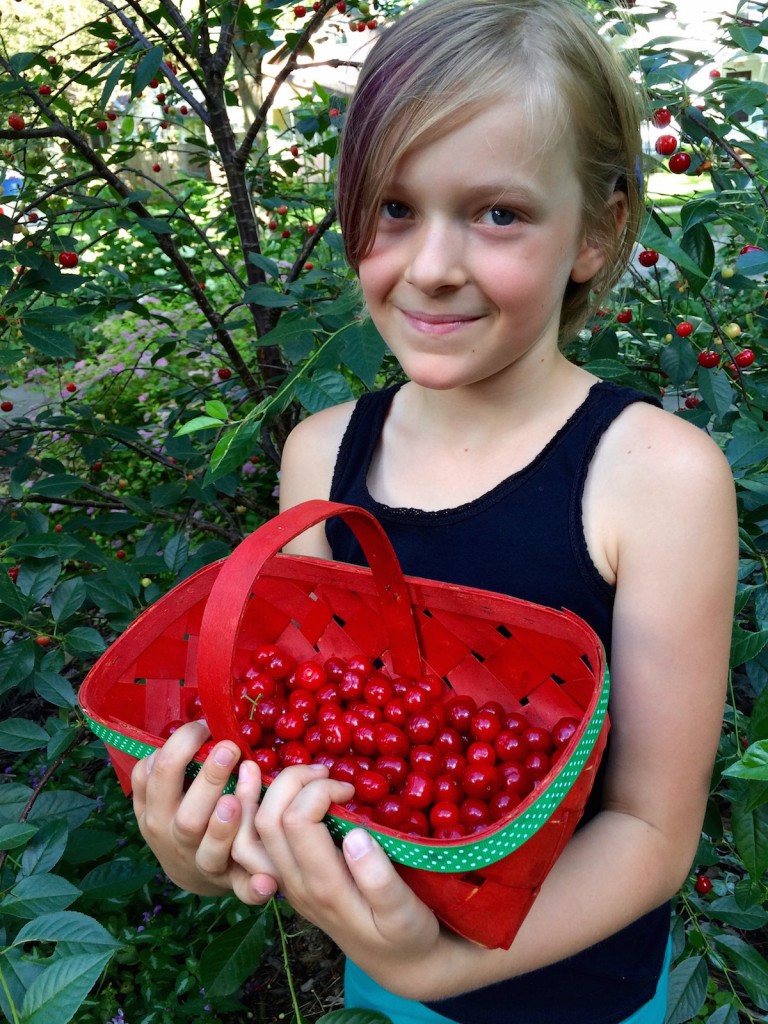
[326,380,671,1024]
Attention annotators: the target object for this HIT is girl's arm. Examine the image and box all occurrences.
[247,403,738,1000]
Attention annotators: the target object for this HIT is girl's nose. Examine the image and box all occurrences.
[403,220,468,293]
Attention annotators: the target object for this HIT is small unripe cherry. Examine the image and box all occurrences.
[723,323,741,340]
[721,266,735,279]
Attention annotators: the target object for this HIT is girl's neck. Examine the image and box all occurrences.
[398,355,595,447]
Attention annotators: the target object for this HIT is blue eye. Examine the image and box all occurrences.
[486,208,517,226]
[381,201,411,220]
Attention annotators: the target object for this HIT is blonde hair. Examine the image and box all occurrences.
[336,0,644,343]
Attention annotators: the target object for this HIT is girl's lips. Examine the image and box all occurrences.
[400,309,482,334]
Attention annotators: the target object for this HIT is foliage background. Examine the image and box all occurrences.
[0,0,766,1021]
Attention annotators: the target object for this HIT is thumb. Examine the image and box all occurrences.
[342,829,437,942]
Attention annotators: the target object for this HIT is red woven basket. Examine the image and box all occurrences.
[80,500,609,949]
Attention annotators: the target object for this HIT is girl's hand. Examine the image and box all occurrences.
[131,720,279,905]
[249,765,441,982]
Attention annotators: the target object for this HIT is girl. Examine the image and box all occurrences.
[132,1,738,1021]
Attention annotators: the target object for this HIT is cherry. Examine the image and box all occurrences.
[58,251,78,268]
[616,309,632,324]
[668,153,691,174]
[1,401,13,413]
[8,567,19,583]
[38,84,52,97]
[336,1,346,9]
[294,4,307,15]
[740,245,763,255]
[96,121,109,132]
[694,874,713,894]
[696,350,718,369]
[354,769,390,804]
[290,144,300,157]
[217,367,232,380]
[329,107,340,117]
[281,229,291,239]
[8,114,25,131]
[654,134,677,156]
[35,635,51,647]
[152,163,161,172]
[735,349,755,368]
[638,249,659,268]
[107,39,118,50]
[675,321,693,337]
[65,382,77,393]
[651,107,672,128]
[552,717,580,748]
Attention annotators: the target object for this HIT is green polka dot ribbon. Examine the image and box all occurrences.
[81,665,608,874]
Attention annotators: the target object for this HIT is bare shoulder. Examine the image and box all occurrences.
[596,399,734,506]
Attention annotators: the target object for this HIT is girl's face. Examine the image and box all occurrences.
[357,96,607,393]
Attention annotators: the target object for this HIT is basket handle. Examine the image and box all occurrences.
[197,500,423,759]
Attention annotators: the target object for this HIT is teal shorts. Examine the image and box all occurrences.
[344,936,672,1024]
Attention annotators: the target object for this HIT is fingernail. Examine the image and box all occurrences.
[216,801,235,823]
[145,752,155,775]
[309,763,327,772]
[345,828,373,861]
[213,745,235,767]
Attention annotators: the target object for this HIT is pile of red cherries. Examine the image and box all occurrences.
[178,643,580,840]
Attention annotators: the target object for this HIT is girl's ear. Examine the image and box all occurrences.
[570,190,630,284]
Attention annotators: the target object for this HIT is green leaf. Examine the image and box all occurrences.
[703,894,768,930]
[581,358,636,382]
[242,283,296,308]
[199,912,272,998]
[714,934,768,1009]
[21,952,114,1024]
[207,420,260,480]
[32,474,84,498]
[736,249,768,276]
[62,627,106,655]
[21,326,76,360]
[659,335,697,387]
[50,577,87,623]
[679,196,719,231]
[0,571,30,616]
[99,57,125,112]
[696,367,733,421]
[21,820,69,877]
[706,1006,741,1024]
[0,718,50,752]
[295,370,355,413]
[0,640,36,692]
[726,433,768,472]
[135,216,174,235]
[731,626,768,668]
[27,791,95,830]
[34,672,77,709]
[1,874,81,919]
[341,320,386,389]
[679,223,714,292]
[247,252,281,278]
[16,911,120,953]
[163,533,189,573]
[724,740,768,780]
[639,218,709,289]
[205,399,228,421]
[175,415,224,437]
[77,859,157,900]
[732,800,768,878]
[18,558,61,603]
[0,824,38,851]
[664,956,708,1024]
[132,45,164,98]
[728,24,763,52]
